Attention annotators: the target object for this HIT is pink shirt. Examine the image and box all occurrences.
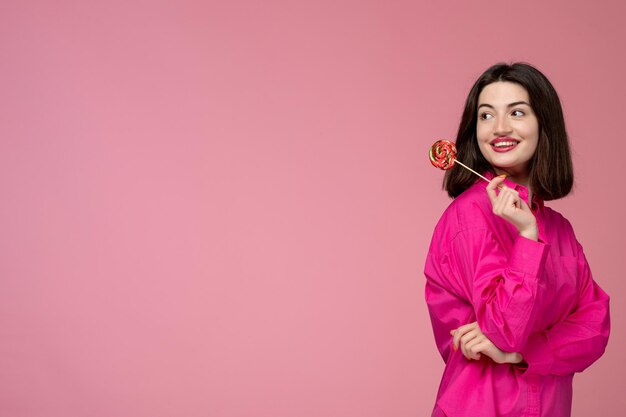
[424,171,610,417]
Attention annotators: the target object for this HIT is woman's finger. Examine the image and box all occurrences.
[464,336,484,360]
[469,340,492,359]
[452,328,465,351]
[494,187,513,214]
[450,322,478,351]
[460,330,480,359]
[519,197,532,213]
[486,176,506,205]
[502,192,517,215]
[462,334,483,360]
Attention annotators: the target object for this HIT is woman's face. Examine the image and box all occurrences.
[476,81,539,181]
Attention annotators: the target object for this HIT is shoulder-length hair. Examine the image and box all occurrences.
[444,62,573,200]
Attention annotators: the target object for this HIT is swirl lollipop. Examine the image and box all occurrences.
[429,139,490,183]
[429,139,456,170]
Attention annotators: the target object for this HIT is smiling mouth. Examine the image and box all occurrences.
[492,141,519,148]
[490,138,520,153]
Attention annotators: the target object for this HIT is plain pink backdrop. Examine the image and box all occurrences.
[1,1,624,416]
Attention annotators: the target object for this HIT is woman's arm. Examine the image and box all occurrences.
[439,176,552,352]
[514,245,610,376]
[443,227,550,352]
[425,176,550,360]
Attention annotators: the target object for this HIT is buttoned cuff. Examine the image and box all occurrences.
[517,331,554,375]
[508,235,549,278]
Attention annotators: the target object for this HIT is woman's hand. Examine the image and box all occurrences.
[486,175,538,241]
[450,321,523,364]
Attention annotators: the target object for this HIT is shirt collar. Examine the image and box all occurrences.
[481,170,545,211]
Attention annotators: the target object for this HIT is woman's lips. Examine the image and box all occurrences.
[490,139,520,153]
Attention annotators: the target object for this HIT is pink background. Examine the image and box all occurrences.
[1,1,624,416]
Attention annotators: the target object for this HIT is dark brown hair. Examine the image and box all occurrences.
[444,62,573,200]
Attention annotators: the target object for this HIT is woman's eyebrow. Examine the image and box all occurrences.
[478,101,531,109]
[507,101,531,108]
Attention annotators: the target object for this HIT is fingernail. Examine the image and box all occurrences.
[498,174,506,178]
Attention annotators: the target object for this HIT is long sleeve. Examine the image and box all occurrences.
[424,263,466,363]
[442,227,551,352]
[516,245,610,376]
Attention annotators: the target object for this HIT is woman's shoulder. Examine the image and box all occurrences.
[432,182,494,238]
[450,181,492,209]
[541,204,575,232]
[540,204,580,252]
[445,181,492,221]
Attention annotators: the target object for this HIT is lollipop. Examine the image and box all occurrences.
[429,139,490,183]
[429,139,456,170]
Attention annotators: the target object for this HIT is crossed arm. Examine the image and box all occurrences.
[448,243,609,376]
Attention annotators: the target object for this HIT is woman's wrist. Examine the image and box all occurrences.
[519,224,538,241]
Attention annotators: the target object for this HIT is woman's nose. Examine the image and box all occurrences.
[494,117,512,136]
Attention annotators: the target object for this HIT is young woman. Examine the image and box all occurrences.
[424,63,610,417]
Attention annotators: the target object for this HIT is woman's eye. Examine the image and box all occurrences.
[479,112,493,120]
[511,110,525,117]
